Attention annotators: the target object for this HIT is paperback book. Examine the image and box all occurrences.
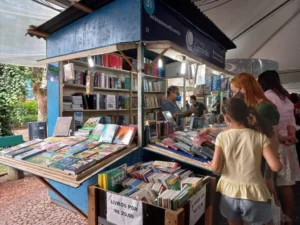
[99,124,119,143]
[49,157,80,170]
[0,139,43,156]
[15,148,46,160]
[64,158,96,175]
[53,117,73,137]
[81,117,101,130]
[25,151,57,165]
[89,124,105,141]
[113,126,136,145]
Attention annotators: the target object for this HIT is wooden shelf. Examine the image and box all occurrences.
[143,74,166,80]
[63,83,134,93]
[70,60,133,74]
[144,91,165,94]
[63,109,130,112]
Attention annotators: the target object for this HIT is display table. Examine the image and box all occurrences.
[0,145,138,218]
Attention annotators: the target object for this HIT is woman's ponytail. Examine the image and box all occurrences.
[246,107,274,138]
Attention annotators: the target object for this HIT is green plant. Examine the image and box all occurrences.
[12,101,38,127]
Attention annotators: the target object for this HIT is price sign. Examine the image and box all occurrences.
[107,192,143,225]
[189,185,207,225]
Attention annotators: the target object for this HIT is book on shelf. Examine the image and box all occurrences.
[72,93,89,110]
[99,124,119,143]
[102,115,125,125]
[105,95,117,110]
[74,112,84,130]
[64,158,96,175]
[113,126,137,145]
[63,63,75,82]
[144,96,161,108]
[52,117,72,137]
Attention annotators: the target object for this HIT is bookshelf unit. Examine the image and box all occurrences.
[60,57,167,126]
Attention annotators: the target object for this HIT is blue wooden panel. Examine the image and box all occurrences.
[47,62,60,136]
[47,0,141,58]
[48,148,142,213]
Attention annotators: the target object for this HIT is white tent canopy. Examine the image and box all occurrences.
[196,0,300,71]
[0,0,60,67]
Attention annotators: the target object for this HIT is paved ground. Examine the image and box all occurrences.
[0,176,87,225]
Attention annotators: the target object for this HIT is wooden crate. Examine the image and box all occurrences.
[88,177,216,225]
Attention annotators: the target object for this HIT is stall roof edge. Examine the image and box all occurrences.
[27,0,236,50]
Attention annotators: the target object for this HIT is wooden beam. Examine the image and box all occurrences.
[35,176,88,219]
[119,50,138,73]
[27,29,48,38]
[71,1,93,13]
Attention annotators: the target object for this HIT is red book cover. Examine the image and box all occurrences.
[102,54,109,67]
[153,62,159,77]
[113,126,137,145]
[109,55,117,68]
[117,56,123,69]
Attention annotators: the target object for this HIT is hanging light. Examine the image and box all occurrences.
[181,57,186,75]
[88,55,94,67]
[158,59,163,68]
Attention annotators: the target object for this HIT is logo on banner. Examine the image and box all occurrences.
[144,0,155,15]
[186,30,194,51]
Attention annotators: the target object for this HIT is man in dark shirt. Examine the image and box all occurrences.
[189,95,207,117]
[161,86,197,118]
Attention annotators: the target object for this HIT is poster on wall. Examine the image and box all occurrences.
[221,78,229,91]
[212,75,222,91]
[204,76,212,94]
[141,0,226,68]
[46,64,59,82]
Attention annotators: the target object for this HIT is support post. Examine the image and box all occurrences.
[137,42,145,147]
[35,176,88,219]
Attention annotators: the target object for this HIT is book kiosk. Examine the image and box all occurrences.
[0,1,236,225]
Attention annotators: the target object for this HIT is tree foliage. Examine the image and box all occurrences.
[0,64,27,136]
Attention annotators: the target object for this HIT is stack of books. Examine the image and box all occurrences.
[72,96,83,110]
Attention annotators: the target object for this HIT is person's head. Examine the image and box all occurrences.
[289,93,300,104]
[190,95,197,105]
[257,70,289,101]
[230,77,239,96]
[167,86,181,102]
[232,73,270,107]
[223,97,228,104]
[222,98,273,137]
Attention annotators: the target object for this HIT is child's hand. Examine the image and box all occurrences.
[199,128,210,136]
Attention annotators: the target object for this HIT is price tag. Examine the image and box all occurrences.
[189,185,206,225]
[107,192,143,225]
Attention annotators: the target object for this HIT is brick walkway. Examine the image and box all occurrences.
[0,176,87,225]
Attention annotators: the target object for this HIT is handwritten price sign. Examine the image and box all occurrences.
[106,192,143,225]
[189,185,206,225]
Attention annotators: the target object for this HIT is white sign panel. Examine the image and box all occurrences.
[196,64,206,85]
[107,192,143,225]
[189,185,207,225]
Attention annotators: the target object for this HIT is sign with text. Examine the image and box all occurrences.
[142,0,226,68]
[106,192,143,225]
[189,185,206,225]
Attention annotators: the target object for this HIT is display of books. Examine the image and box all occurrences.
[0,139,43,156]
[4,142,46,158]
[60,136,87,146]
[25,151,57,165]
[113,126,136,145]
[52,117,72,137]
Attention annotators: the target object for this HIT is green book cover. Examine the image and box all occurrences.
[81,117,101,130]
[101,164,127,192]
[89,124,104,141]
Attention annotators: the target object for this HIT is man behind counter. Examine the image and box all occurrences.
[189,95,207,117]
[161,86,197,119]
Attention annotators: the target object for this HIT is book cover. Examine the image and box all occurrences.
[81,117,101,130]
[94,143,127,152]
[4,143,45,158]
[42,154,66,166]
[25,151,57,165]
[99,125,119,143]
[53,117,73,137]
[49,157,80,170]
[113,126,136,145]
[63,158,96,175]
[15,148,46,160]
[74,150,98,159]
[105,95,116,110]
[60,136,87,146]
[90,124,104,141]
[46,143,68,152]
[63,63,75,82]
[74,112,84,130]
[65,145,88,156]
[106,164,127,192]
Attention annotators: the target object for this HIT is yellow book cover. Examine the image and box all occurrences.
[98,174,103,188]
[103,174,108,190]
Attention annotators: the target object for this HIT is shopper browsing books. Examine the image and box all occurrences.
[161,86,197,118]
[258,70,300,223]
[208,98,282,225]
[189,95,207,117]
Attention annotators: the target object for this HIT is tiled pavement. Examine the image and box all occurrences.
[0,175,300,225]
[0,176,87,225]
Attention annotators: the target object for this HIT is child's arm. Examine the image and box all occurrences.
[210,145,224,174]
[263,144,282,172]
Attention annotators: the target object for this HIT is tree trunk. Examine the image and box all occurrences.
[36,89,47,121]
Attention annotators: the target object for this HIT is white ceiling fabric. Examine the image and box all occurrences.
[0,0,59,67]
[197,0,300,70]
